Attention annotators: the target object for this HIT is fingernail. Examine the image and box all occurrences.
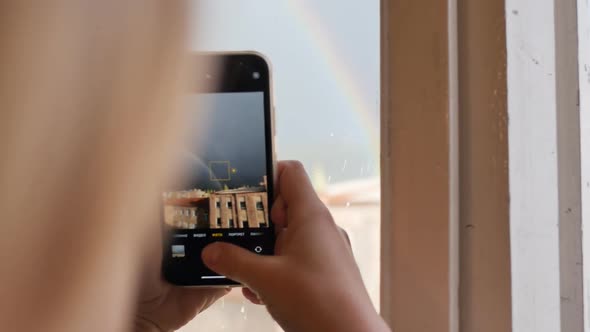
[202,243,220,266]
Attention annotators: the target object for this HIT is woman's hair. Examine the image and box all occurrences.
[0,2,190,331]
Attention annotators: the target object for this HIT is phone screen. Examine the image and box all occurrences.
[162,54,275,286]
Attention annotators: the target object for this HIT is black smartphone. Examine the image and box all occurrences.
[161,52,276,286]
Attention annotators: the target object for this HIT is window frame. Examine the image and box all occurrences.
[381,0,587,331]
[580,0,590,328]
[380,1,459,330]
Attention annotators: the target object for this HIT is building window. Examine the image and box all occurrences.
[229,219,234,227]
[216,201,220,208]
[185,209,190,216]
[227,201,233,209]
[243,221,249,228]
[192,210,197,217]
[216,218,221,227]
[240,201,246,210]
[256,202,264,211]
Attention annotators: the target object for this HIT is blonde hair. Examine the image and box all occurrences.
[0,2,190,331]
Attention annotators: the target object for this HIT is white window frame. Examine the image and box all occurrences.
[579,0,590,330]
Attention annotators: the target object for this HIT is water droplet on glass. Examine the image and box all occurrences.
[341,160,347,172]
[327,175,332,183]
[346,202,351,207]
[240,301,248,320]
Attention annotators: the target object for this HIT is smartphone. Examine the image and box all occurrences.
[161,52,276,286]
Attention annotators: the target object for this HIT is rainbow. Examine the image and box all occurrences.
[286,0,380,163]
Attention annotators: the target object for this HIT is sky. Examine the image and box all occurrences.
[190,0,379,187]
[178,92,268,191]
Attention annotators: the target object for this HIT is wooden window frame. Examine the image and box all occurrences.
[380,1,463,330]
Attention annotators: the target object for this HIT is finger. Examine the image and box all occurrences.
[242,287,264,305]
[272,161,288,199]
[148,287,230,330]
[339,227,351,247]
[271,195,287,229]
[202,242,278,290]
[277,161,318,207]
[180,287,231,314]
[277,160,288,174]
[338,226,355,256]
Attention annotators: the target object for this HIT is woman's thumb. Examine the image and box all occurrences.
[202,242,276,289]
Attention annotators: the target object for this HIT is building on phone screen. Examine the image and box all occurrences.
[162,176,269,229]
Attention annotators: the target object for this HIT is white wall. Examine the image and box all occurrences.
[578,0,590,329]
[505,0,562,331]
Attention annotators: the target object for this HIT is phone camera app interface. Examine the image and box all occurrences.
[162,91,273,285]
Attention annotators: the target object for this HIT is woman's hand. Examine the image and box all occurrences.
[134,218,230,332]
[135,282,229,332]
[201,161,390,332]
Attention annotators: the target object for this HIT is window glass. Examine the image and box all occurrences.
[182,1,379,330]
